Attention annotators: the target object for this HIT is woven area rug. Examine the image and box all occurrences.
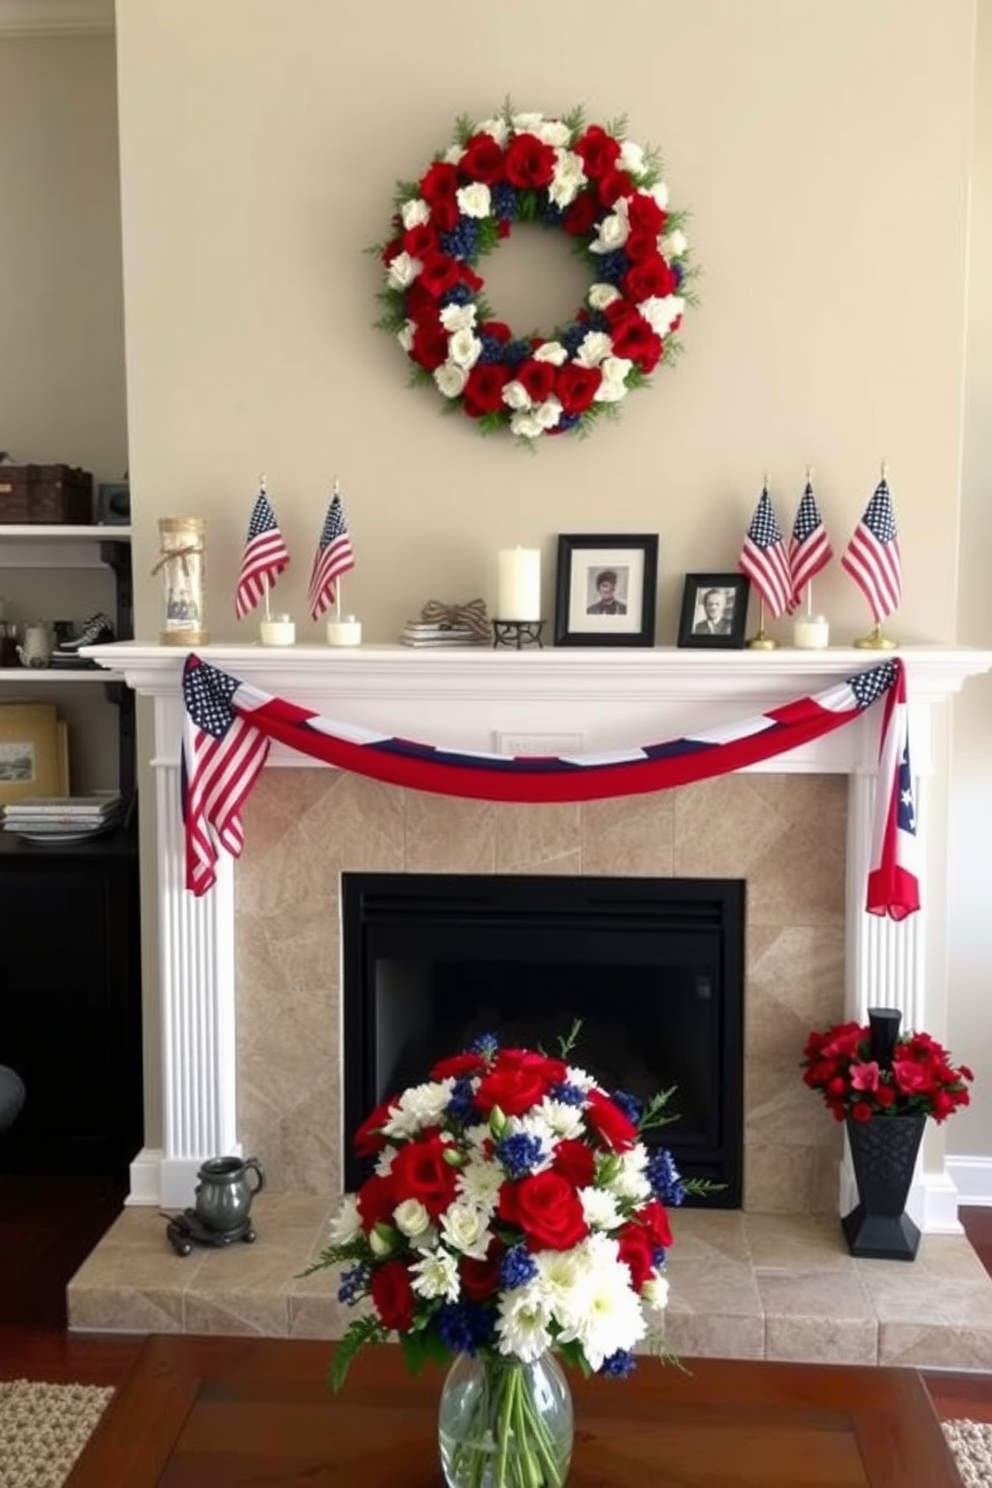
[945,1420,992,1487]
[0,1380,113,1488]
[0,1377,989,1486]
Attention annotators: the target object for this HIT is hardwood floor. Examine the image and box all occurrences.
[1,1175,991,1422]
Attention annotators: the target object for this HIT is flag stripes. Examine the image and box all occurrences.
[739,485,793,617]
[308,489,355,621]
[235,486,290,619]
[788,480,833,610]
[841,478,902,622]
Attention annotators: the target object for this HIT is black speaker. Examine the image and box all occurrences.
[96,482,130,525]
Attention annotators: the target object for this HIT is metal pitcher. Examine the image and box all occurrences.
[192,1155,264,1234]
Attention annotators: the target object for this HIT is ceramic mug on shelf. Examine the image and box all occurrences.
[17,621,54,669]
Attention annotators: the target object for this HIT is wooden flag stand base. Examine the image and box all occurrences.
[854,622,898,650]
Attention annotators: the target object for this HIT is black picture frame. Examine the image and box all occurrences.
[677,573,750,649]
[554,533,659,648]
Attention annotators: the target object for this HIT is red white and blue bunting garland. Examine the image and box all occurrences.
[181,654,920,920]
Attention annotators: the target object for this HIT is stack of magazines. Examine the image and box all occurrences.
[399,621,489,648]
[2,792,125,842]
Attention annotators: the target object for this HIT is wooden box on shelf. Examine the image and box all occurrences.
[0,464,93,524]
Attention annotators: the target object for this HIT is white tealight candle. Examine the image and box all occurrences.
[497,548,541,620]
[793,615,830,649]
[326,615,362,647]
[259,614,296,647]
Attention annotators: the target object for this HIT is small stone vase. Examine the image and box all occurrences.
[841,1113,925,1261]
[438,1349,574,1488]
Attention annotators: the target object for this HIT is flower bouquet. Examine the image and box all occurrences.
[801,1014,973,1123]
[311,1025,712,1488]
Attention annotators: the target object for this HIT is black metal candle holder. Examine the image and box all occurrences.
[492,619,545,650]
[867,1006,902,1069]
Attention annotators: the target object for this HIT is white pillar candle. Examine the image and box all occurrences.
[326,615,362,647]
[793,615,830,649]
[497,548,541,620]
[259,615,296,646]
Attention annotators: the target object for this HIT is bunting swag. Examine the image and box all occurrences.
[181,654,920,918]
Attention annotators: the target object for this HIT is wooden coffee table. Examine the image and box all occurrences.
[65,1334,961,1486]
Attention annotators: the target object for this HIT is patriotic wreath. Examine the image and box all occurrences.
[375,106,694,444]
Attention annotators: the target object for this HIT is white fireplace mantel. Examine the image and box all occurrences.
[87,641,992,1223]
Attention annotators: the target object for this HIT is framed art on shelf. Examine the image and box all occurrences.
[677,573,751,649]
[553,534,659,648]
[0,702,68,806]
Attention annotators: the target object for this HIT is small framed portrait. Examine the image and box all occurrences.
[677,573,750,649]
[554,533,659,648]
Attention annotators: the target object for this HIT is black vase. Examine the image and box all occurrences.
[841,1114,925,1261]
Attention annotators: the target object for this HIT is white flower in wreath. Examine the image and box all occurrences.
[397,320,416,353]
[639,294,685,336]
[619,139,646,175]
[400,198,431,230]
[647,181,670,211]
[446,328,482,371]
[594,357,633,403]
[502,380,533,411]
[533,341,568,367]
[575,330,614,368]
[534,397,564,430]
[588,282,622,311]
[511,111,546,134]
[443,143,464,166]
[440,303,478,332]
[387,252,423,290]
[456,181,492,219]
[533,119,572,147]
[548,150,587,209]
[434,361,469,399]
[660,228,688,259]
[510,411,544,439]
[589,199,630,254]
[474,116,510,146]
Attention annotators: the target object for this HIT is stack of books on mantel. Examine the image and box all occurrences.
[1,792,125,843]
[399,621,488,648]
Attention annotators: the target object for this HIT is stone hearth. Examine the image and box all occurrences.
[69,641,992,1362]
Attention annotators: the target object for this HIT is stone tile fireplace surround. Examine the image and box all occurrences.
[70,642,992,1365]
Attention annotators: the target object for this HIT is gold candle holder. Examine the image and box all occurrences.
[156,516,209,646]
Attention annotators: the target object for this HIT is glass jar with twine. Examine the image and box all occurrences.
[154,517,209,645]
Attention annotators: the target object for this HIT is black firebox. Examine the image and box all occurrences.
[341,874,744,1205]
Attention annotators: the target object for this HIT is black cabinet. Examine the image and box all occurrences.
[0,825,143,1179]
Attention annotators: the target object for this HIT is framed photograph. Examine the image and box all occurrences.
[0,702,67,806]
[554,533,659,647]
[677,573,750,649]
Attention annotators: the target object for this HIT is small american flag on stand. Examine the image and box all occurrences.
[841,475,902,622]
[235,480,290,619]
[787,477,833,612]
[739,484,793,617]
[307,482,355,621]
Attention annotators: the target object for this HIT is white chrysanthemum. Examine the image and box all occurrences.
[386,252,423,290]
[446,328,483,371]
[548,149,586,208]
[534,119,571,147]
[382,1078,456,1140]
[648,181,670,211]
[565,1065,597,1093]
[397,320,415,353]
[375,1145,397,1177]
[510,411,544,440]
[434,361,469,399]
[456,181,492,219]
[534,1247,586,1312]
[533,341,568,366]
[444,143,464,166]
[495,1281,554,1363]
[589,199,630,254]
[642,1272,670,1312]
[463,1122,493,1153]
[533,396,564,431]
[660,228,687,259]
[588,283,622,311]
[607,1145,652,1203]
[511,111,546,134]
[554,1235,647,1371]
[440,1201,492,1259]
[400,198,431,230]
[410,1248,460,1303]
[533,1098,585,1143]
[440,303,478,332]
[328,1194,360,1246]
[593,358,633,404]
[619,139,646,175]
[474,116,510,147]
[393,1198,432,1240]
[574,331,614,368]
[579,1185,622,1232]
[638,295,684,336]
[502,380,532,411]
[456,1156,505,1212]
